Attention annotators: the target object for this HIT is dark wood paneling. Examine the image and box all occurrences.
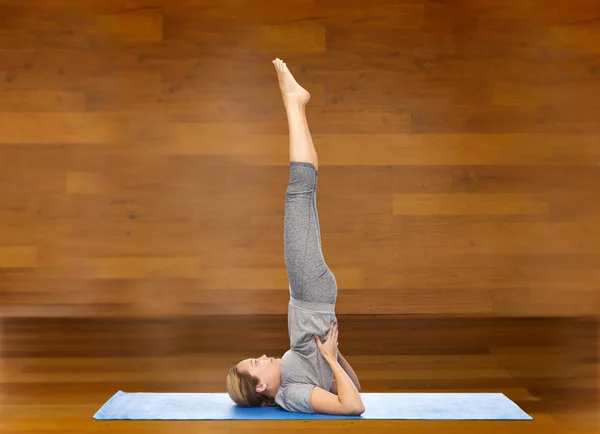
[0,0,599,317]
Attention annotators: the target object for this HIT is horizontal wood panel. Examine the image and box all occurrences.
[0,113,121,143]
[493,81,600,106]
[3,134,600,165]
[0,90,86,111]
[0,246,38,268]
[1,221,598,255]
[392,194,549,215]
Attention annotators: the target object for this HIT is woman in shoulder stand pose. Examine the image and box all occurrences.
[226,59,364,416]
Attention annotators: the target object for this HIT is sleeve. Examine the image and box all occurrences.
[277,383,316,414]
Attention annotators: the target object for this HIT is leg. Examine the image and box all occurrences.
[274,59,337,305]
[284,162,337,305]
[272,58,318,171]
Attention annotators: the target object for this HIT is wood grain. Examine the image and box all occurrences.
[0,316,597,433]
[0,0,598,321]
[0,246,38,268]
[392,194,549,215]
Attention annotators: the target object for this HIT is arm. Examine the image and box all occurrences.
[329,352,361,394]
[336,351,361,392]
[325,355,364,413]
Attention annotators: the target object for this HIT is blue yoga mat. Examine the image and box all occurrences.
[93,391,533,420]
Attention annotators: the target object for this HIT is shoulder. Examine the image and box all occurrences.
[275,383,317,413]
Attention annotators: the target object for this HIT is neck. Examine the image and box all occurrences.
[264,379,281,399]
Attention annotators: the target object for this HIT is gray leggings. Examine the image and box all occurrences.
[284,162,338,305]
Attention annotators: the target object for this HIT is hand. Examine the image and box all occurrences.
[315,321,338,361]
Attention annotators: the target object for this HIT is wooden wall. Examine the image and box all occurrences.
[1,0,599,318]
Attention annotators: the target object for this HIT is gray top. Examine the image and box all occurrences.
[274,295,338,413]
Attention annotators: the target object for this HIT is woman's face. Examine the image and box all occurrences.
[236,354,281,379]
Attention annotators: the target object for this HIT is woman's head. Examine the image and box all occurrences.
[226,354,282,407]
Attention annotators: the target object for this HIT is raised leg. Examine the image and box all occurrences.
[275,59,337,306]
[272,58,318,171]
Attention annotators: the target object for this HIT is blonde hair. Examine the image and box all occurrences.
[226,365,277,408]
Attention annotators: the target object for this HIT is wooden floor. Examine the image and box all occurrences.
[0,316,597,433]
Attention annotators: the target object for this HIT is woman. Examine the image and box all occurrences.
[226,59,364,415]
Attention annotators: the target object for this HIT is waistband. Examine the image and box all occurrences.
[289,295,335,314]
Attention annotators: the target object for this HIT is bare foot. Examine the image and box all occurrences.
[272,58,310,108]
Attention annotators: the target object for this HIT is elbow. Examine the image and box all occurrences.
[350,395,364,416]
[351,405,365,416]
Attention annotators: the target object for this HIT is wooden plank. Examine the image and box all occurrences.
[0,113,120,144]
[163,24,326,53]
[494,81,600,106]
[313,134,600,166]
[0,246,38,268]
[411,104,600,134]
[0,90,85,111]
[96,13,163,42]
[392,194,548,215]
[162,0,424,27]
[65,172,110,194]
